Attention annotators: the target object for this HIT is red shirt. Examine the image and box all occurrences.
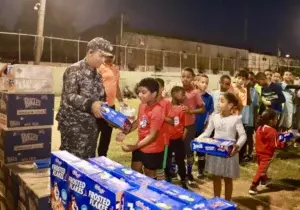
[137,102,165,153]
[183,89,204,126]
[168,105,188,140]
[255,125,284,157]
[158,97,172,145]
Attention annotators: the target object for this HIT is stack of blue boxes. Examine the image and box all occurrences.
[51,151,237,210]
[0,90,54,209]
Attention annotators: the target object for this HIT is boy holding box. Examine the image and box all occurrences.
[116,78,165,179]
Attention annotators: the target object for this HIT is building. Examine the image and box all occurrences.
[119,32,249,72]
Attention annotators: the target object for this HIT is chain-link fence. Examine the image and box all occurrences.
[1,31,300,75]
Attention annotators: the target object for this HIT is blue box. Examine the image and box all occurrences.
[122,188,186,210]
[101,105,132,132]
[148,180,206,205]
[184,197,236,210]
[0,92,54,128]
[111,167,156,188]
[67,160,102,210]
[191,138,234,157]
[89,156,124,173]
[0,127,52,164]
[88,170,134,209]
[50,151,81,210]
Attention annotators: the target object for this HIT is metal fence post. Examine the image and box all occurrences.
[77,37,80,61]
[124,45,127,70]
[179,52,182,70]
[208,56,211,70]
[50,35,52,63]
[195,53,197,70]
[145,46,148,71]
[221,57,224,72]
[162,50,165,70]
[18,31,21,63]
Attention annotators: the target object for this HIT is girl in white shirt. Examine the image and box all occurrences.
[198,92,247,201]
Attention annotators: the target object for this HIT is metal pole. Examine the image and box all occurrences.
[77,37,80,61]
[18,31,21,63]
[179,52,182,70]
[145,47,148,71]
[50,35,52,63]
[195,53,197,70]
[124,45,127,70]
[34,0,47,65]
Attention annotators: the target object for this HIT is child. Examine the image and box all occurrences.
[198,92,247,201]
[165,86,188,189]
[155,78,172,180]
[272,71,282,84]
[181,67,205,184]
[211,75,232,111]
[279,70,295,130]
[242,71,259,162]
[256,72,286,115]
[234,70,252,163]
[194,75,214,179]
[249,109,286,195]
[116,78,165,179]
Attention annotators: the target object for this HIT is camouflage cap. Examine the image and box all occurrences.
[87,37,114,56]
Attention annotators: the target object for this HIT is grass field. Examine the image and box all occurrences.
[53,97,300,210]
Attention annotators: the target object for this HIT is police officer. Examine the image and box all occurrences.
[56,37,113,159]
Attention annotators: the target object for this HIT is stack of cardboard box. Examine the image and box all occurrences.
[0,64,54,209]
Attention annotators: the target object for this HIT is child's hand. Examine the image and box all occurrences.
[116,132,126,142]
[262,97,271,106]
[182,106,190,114]
[230,144,239,157]
[121,144,138,152]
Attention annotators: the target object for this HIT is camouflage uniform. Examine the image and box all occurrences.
[56,37,113,159]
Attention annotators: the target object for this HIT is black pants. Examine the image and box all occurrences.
[165,139,186,181]
[240,126,254,160]
[97,105,115,157]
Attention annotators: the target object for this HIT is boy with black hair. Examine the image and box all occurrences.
[212,75,232,111]
[165,86,188,188]
[116,78,165,179]
[256,72,286,115]
[155,78,172,180]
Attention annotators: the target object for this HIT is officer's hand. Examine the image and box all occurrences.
[91,101,105,118]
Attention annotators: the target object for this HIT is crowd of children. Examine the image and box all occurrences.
[116,67,300,202]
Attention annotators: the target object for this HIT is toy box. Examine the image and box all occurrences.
[0,127,52,165]
[148,180,206,205]
[111,167,156,188]
[89,156,124,173]
[87,170,134,209]
[191,138,235,157]
[122,188,185,210]
[183,197,236,210]
[0,92,54,128]
[101,105,132,133]
[50,151,81,210]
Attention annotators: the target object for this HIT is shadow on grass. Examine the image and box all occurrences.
[257,178,300,194]
[233,195,271,210]
[276,150,300,160]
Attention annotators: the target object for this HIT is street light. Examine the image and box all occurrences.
[34,0,47,65]
[286,54,290,58]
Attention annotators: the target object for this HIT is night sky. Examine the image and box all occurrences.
[0,0,300,56]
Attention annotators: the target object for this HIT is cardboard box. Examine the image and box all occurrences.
[67,160,102,210]
[148,180,206,205]
[17,168,50,210]
[2,64,53,93]
[191,138,234,157]
[183,197,236,210]
[88,156,124,173]
[50,151,82,210]
[111,167,156,188]
[0,92,54,128]
[0,127,52,165]
[87,170,134,209]
[122,188,185,210]
[101,105,132,133]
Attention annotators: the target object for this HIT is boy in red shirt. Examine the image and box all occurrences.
[165,86,188,189]
[249,109,285,195]
[155,78,172,180]
[116,78,165,179]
